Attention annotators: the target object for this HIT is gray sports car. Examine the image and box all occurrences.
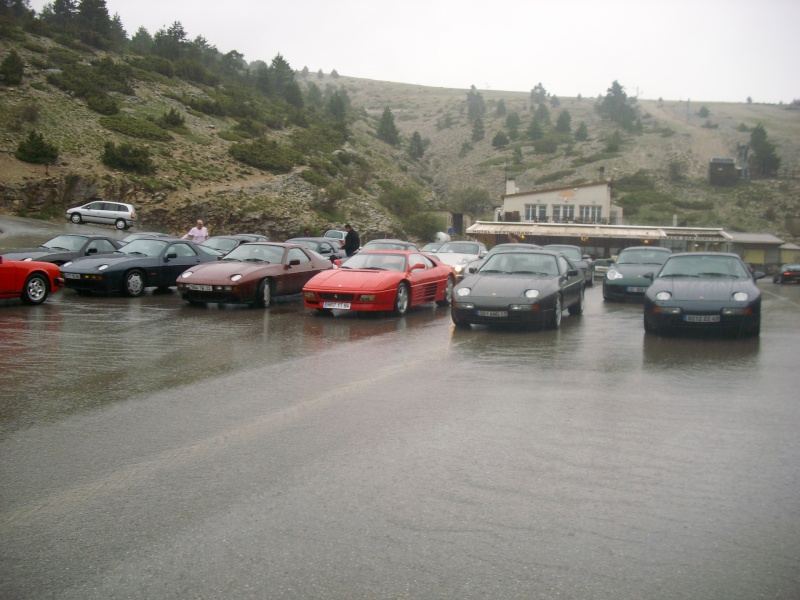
[451,248,585,330]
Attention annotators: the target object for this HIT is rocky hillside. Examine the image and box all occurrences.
[2,30,799,243]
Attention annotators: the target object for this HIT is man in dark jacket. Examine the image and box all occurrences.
[344,224,360,257]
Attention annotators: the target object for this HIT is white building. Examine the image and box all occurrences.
[500,179,623,224]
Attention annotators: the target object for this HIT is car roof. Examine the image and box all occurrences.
[287,237,338,243]
[620,245,671,252]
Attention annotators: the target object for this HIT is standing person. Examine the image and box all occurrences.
[303,227,311,237]
[344,223,360,257]
[182,219,209,243]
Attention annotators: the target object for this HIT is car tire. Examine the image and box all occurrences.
[115,219,127,230]
[393,282,410,316]
[21,273,49,305]
[549,294,562,329]
[123,270,146,297]
[451,310,470,329]
[70,213,82,224]
[255,278,273,308]
[436,276,455,307]
[568,286,585,315]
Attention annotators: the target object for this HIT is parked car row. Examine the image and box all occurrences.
[1,231,769,338]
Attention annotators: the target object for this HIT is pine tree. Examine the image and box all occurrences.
[15,131,59,164]
[0,50,24,85]
[471,117,485,142]
[749,123,781,176]
[377,107,399,145]
[408,131,425,158]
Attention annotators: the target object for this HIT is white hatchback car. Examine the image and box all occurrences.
[66,201,137,230]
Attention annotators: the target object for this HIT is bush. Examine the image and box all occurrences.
[15,130,58,164]
[156,108,185,129]
[101,142,154,173]
[228,138,301,173]
[535,169,576,184]
[1,50,25,85]
[99,114,173,141]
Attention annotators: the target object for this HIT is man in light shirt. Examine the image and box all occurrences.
[182,219,209,243]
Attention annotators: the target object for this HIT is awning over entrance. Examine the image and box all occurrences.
[466,221,730,242]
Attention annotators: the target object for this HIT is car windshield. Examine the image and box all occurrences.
[119,239,169,257]
[42,235,87,251]
[479,252,558,275]
[437,242,481,254]
[546,246,581,260]
[658,255,750,279]
[341,252,407,271]
[617,249,670,265]
[203,238,240,252]
[293,240,320,251]
[223,244,284,263]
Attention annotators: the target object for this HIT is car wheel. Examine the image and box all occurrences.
[115,219,127,230]
[436,276,455,307]
[393,282,410,316]
[568,286,585,315]
[255,278,273,308]
[549,294,562,329]
[123,270,146,297]
[70,213,82,224]
[451,310,470,329]
[21,273,49,305]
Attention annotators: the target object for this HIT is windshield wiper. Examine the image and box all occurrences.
[125,251,147,256]
[243,258,268,262]
[659,273,697,278]
[698,272,734,277]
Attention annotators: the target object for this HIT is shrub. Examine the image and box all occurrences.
[99,114,173,141]
[156,108,185,129]
[1,50,25,85]
[228,138,301,173]
[535,169,575,184]
[15,130,58,164]
[101,142,154,173]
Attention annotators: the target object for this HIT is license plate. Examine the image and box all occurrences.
[64,272,81,279]
[477,310,508,317]
[188,284,212,291]
[627,286,647,293]
[323,301,350,309]
[685,314,720,323]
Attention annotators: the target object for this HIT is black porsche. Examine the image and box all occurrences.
[643,252,764,337]
[451,248,585,330]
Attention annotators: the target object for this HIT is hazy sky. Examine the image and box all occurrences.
[28,0,799,104]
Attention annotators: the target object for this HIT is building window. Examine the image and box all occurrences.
[579,205,602,222]
[552,204,574,221]
[524,204,547,221]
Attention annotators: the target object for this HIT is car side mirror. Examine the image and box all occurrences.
[468,266,477,274]
[643,272,654,280]
[165,251,177,260]
[479,251,487,258]
[753,271,765,280]
[285,258,301,269]
[567,269,579,277]
[409,263,426,272]
[87,248,97,254]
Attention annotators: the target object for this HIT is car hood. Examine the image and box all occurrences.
[436,253,479,266]
[2,248,60,260]
[181,261,280,282]
[61,254,149,270]
[613,263,661,278]
[461,273,557,297]
[652,278,755,301]
[306,268,400,290]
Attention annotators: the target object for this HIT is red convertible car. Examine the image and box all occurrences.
[302,250,455,316]
[176,242,332,307]
[0,256,64,305]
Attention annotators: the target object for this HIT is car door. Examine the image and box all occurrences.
[82,201,105,224]
[558,255,583,306]
[160,242,206,287]
[283,247,320,294]
[406,253,441,305]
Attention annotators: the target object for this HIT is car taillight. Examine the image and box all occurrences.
[131,211,136,218]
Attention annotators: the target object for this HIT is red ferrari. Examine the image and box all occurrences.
[303,250,455,316]
[0,256,64,305]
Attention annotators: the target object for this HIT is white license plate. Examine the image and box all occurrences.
[188,284,212,291]
[477,310,508,318]
[627,286,647,293]
[64,272,81,279]
[685,314,720,323]
[323,301,351,309]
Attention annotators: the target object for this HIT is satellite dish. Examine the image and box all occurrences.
[434,232,451,243]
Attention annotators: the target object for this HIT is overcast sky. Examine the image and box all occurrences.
[28,0,799,104]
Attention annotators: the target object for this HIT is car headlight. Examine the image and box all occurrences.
[656,291,672,300]
[24,257,33,261]
[458,257,469,265]
[62,261,73,268]
[181,271,193,278]
[98,264,109,271]
[524,289,540,299]
[454,265,464,274]
[732,292,748,301]
[231,274,242,282]
[606,268,623,280]
[456,287,471,297]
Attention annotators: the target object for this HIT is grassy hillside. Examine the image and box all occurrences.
[2,28,799,242]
